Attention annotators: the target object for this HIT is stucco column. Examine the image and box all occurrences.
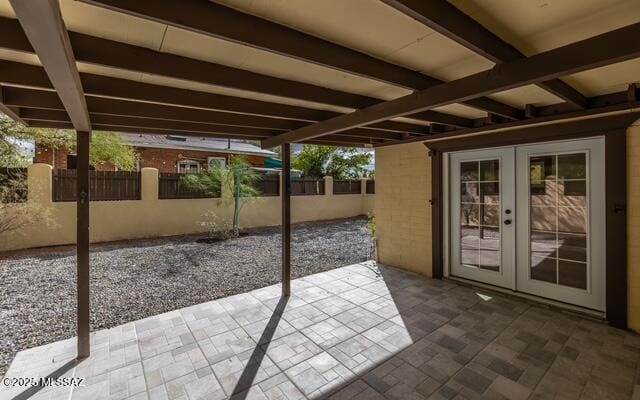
[141,168,159,202]
[361,178,368,195]
[323,176,333,196]
[27,163,53,204]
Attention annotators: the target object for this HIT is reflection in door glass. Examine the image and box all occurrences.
[529,153,587,289]
[460,160,500,272]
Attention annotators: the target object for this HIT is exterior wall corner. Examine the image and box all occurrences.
[627,122,640,332]
[374,142,433,277]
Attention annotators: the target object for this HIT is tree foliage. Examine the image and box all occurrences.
[0,113,137,170]
[182,156,260,235]
[0,174,52,236]
[89,132,138,171]
[1,115,37,167]
[292,145,372,179]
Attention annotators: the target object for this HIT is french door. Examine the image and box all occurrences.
[450,148,515,288]
[448,138,605,311]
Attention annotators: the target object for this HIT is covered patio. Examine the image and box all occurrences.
[4,262,639,400]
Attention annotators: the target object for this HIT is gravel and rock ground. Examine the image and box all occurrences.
[0,217,372,377]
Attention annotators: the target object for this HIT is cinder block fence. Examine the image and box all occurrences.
[0,164,374,252]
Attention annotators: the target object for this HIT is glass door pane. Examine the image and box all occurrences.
[459,159,501,272]
[528,152,587,289]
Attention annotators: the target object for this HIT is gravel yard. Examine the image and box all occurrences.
[0,217,372,377]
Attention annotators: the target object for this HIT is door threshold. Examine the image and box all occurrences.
[445,276,606,322]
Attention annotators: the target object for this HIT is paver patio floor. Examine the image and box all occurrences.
[2,262,640,400]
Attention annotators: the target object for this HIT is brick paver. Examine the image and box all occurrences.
[2,261,640,400]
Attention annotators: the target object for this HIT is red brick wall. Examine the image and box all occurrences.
[34,144,266,172]
[34,145,114,171]
[34,144,67,168]
[137,148,265,173]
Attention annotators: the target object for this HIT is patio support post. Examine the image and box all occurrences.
[77,131,91,358]
[282,143,291,296]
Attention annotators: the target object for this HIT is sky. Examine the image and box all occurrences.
[8,137,34,158]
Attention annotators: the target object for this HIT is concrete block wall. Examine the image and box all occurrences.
[375,142,432,277]
[0,165,374,252]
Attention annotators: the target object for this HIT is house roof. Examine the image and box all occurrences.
[117,133,277,157]
[0,0,638,147]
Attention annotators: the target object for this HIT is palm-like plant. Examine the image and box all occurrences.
[182,156,260,235]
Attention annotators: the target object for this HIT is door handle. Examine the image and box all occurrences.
[504,219,512,225]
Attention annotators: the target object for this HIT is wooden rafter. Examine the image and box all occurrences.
[261,22,640,148]
[0,85,25,124]
[379,100,640,147]
[0,85,417,140]
[24,119,386,146]
[18,106,405,142]
[9,0,91,132]
[382,0,588,108]
[0,60,437,134]
[0,17,471,130]
[77,0,523,120]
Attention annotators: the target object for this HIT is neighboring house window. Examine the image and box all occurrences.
[67,154,77,169]
[66,154,95,170]
[177,160,200,173]
[207,157,226,170]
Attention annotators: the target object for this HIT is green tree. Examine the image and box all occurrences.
[182,156,260,235]
[0,113,137,170]
[291,145,334,178]
[292,145,372,179]
[1,114,42,167]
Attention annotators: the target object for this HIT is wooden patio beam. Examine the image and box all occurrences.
[20,109,275,137]
[378,101,640,148]
[10,0,93,359]
[382,0,588,108]
[6,87,406,140]
[75,130,91,358]
[76,1,522,120]
[18,102,403,142]
[261,22,640,148]
[0,61,437,134]
[25,120,268,141]
[0,85,25,124]
[281,143,291,297]
[0,16,472,129]
[9,1,91,132]
[23,118,388,146]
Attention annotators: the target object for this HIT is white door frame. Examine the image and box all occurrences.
[444,137,606,311]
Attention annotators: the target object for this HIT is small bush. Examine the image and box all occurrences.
[198,210,237,241]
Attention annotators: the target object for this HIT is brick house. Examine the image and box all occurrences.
[34,133,278,172]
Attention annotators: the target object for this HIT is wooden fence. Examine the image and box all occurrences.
[48,170,369,201]
[253,176,279,196]
[291,179,325,196]
[333,179,361,194]
[366,180,375,194]
[158,172,218,199]
[0,167,28,203]
[53,170,141,202]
